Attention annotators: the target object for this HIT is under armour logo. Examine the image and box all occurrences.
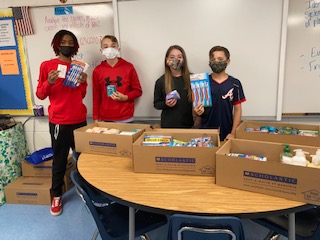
[105,76,122,87]
[222,88,234,100]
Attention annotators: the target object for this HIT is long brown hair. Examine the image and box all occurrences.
[164,45,192,102]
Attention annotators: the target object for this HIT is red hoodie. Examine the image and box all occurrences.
[36,58,87,124]
[92,58,142,121]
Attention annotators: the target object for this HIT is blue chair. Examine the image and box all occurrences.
[252,206,320,240]
[167,214,245,240]
[70,171,168,240]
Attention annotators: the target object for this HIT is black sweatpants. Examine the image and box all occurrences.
[49,121,86,197]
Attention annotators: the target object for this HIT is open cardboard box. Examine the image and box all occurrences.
[74,122,151,157]
[133,130,220,176]
[216,138,320,205]
[236,120,320,147]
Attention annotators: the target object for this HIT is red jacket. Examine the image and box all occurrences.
[36,58,87,124]
[92,58,142,121]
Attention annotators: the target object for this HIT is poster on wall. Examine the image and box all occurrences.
[0,9,33,115]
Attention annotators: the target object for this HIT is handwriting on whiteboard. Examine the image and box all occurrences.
[305,0,320,28]
[43,15,102,32]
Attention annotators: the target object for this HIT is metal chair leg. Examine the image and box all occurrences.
[264,230,281,240]
[91,228,99,240]
[141,233,152,240]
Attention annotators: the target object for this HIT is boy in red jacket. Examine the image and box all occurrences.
[36,30,87,216]
[92,35,142,123]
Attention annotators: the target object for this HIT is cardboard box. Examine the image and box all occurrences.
[236,120,320,147]
[74,122,151,157]
[216,138,320,205]
[63,167,75,192]
[4,170,75,205]
[133,131,220,176]
[4,177,51,205]
[22,156,75,177]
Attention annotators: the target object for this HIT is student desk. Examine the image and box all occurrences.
[78,153,311,240]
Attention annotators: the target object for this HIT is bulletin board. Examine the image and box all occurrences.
[0,9,33,115]
[24,3,114,116]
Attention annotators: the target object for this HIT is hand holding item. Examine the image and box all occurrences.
[77,72,88,84]
[48,70,60,85]
[194,102,204,116]
[111,91,128,101]
[165,98,177,107]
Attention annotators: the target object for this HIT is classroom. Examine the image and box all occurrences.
[1,0,320,239]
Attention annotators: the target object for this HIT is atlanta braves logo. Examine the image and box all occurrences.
[105,76,123,87]
[222,88,234,100]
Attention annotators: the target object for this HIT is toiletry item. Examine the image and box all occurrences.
[166,90,180,100]
[277,126,298,135]
[280,144,292,164]
[227,153,267,161]
[298,130,319,137]
[308,149,320,168]
[107,85,116,96]
[290,149,309,166]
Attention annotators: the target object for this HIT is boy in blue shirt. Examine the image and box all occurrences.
[194,46,246,141]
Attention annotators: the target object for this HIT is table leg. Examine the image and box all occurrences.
[288,213,295,240]
[129,207,135,240]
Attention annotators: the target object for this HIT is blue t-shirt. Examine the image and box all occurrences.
[200,75,246,141]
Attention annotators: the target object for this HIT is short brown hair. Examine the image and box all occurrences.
[101,35,118,45]
[209,46,230,59]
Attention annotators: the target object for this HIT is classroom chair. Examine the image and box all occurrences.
[252,206,320,240]
[70,171,168,240]
[167,214,245,240]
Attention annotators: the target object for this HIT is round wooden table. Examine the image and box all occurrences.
[78,153,310,240]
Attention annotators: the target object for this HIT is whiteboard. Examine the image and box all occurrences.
[25,3,114,116]
[283,0,320,113]
[118,0,284,118]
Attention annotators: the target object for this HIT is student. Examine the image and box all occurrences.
[92,35,142,123]
[36,29,87,216]
[194,46,246,141]
[154,45,194,128]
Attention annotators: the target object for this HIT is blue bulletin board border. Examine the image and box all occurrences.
[0,9,33,115]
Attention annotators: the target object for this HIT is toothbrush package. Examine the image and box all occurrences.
[190,72,212,107]
[63,60,89,88]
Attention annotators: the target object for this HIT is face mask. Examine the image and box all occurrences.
[102,47,119,60]
[170,58,184,70]
[209,61,227,73]
[59,46,75,57]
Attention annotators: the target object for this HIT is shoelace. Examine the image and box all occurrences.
[52,197,61,207]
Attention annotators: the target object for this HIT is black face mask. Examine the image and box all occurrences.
[59,46,75,57]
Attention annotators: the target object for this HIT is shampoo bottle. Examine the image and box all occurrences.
[309,149,320,168]
[291,149,309,167]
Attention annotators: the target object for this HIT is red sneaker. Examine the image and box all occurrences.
[50,196,62,216]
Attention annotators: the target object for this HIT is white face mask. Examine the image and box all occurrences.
[102,47,119,60]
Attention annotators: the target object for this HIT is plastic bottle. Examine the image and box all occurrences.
[280,144,293,164]
[309,149,320,168]
[290,149,309,166]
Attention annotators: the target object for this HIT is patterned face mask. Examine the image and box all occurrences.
[209,61,227,73]
[168,58,184,70]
